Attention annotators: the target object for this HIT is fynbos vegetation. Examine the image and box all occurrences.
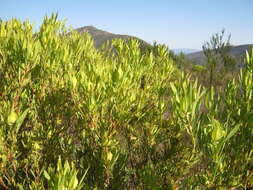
[0,14,253,189]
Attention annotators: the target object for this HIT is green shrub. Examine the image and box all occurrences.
[0,14,253,189]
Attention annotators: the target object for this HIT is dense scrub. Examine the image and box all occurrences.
[0,14,253,189]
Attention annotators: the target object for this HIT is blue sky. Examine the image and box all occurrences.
[1,0,252,49]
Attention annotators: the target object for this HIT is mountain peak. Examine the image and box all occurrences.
[74,26,150,48]
[75,25,112,36]
[83,25,97,29]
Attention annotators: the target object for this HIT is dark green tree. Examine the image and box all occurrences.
[202,29,235,87]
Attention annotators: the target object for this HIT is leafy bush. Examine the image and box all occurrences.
[0,14,253,189]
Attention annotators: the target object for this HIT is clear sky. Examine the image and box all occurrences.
[1,0,252,49]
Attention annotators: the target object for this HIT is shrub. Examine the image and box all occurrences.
[0,14,253,189]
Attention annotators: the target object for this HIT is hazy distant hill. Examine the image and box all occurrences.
[75,26,150,48]
[172,48,200,55]
[187,44,253,66]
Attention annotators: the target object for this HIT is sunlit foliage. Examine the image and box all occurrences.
[0,14,253,189]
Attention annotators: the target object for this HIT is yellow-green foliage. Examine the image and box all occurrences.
[0,14,253,189]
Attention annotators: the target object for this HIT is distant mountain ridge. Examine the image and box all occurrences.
[74,26,252,67]
[172,48,200,55]
[75,26,150,48]
[186,44,253,66]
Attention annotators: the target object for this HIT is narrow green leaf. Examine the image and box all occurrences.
[224,124,240,143]
[15,108,29,134]
[43,170,51,180]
